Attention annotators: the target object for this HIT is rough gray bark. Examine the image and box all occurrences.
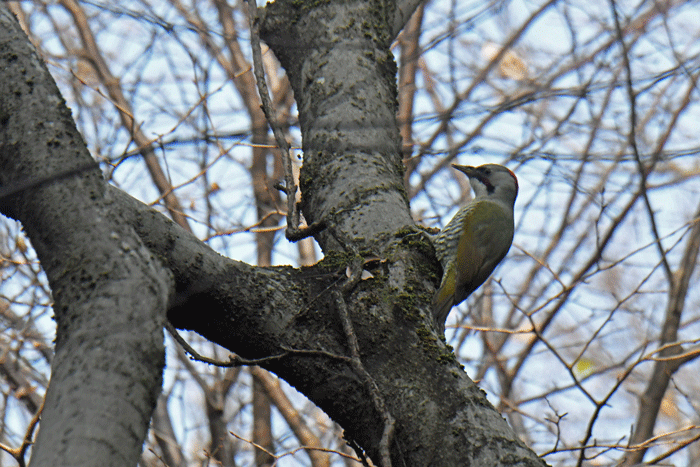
[0,0,548,466]
[0,6,171,467]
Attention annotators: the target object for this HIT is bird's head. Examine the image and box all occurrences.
[451,163,518,207]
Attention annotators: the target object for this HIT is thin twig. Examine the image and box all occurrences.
[279,346,353,362]
[334,258,395,467]
[0,396,44,467]
[165,322,286,367]
[246,0,321,241]
[609,0,673,283]
[346,437,372,467]
[285,219,328,241]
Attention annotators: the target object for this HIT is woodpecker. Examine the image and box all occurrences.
[432,164,518,334]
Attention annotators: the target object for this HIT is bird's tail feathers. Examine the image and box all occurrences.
[431,292,454,335]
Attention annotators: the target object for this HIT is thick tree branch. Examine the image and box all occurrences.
[2,1,550,465]
[0,6,172,466]
[259,0,415,254]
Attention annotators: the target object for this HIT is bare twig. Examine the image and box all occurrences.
[609,0,673,283]
[251,367,332,467]
[59,0,191,230]
[334,258,395,467]
[620,198,700,465]
[0,396,44,467]
[165,322,286,367]
[610,4,700,465]
[279,346,352,362]
[245,0,322,242]
[346,437,372,467]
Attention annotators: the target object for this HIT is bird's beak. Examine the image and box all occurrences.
[451,164,476,177]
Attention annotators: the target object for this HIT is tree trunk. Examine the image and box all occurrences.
[0,7,171,466]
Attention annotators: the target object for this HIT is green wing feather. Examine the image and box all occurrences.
[432,200,513,333]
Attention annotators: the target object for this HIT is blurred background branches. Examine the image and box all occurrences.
[2,0,700,465]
